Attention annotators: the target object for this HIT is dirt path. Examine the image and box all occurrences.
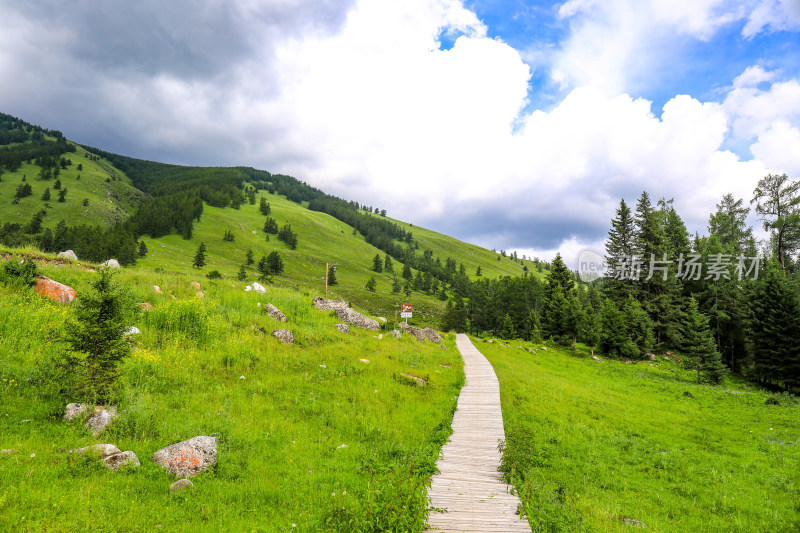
[425,334,530,532]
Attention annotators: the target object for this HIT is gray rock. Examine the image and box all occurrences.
[124,326,141,336]
[152,436,217,477]
[487,339,494,344]
[391,329,402,339]
[101,259,121,268]
[265,303,287,322]
[335,323,350,333]
[377,317,387,323]
[69,443,122,458]
[86,408,117,436]
[377,333,383,340]
[312,297,349,311]
[272,329,295,344]
[64,403,90,421]
[1,449,17,454]
[398,322,441,342]
[251,282,267,294]
[58,250,78,261]
[102,450,140,471]
[619,516,645,528]
[592,355,605,363]
[398,373,426,386]
[335,307,379,330]
[541,346,547,351]
[170,479,195,493]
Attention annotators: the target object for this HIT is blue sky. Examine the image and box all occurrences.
[1,0,799,262]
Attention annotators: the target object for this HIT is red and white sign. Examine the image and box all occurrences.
[400,304,413,318]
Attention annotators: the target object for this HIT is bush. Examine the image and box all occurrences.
[206,269,222,280]
[1,258,39,287]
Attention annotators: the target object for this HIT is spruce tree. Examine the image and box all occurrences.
[59,269,132,402]
[259,197,271,216]
[267,251,284,275]
[365,276,377,292]
[237,264,247,281]
[500,313,516,340]
[327,265,337,286]
[402,263,412,280]
[41,187,51,201]
[193,242,207,268]
[392,276,401,294]
[138,241,148,258]
[372,254,383,273]
[605,198,637,302]
[681,297,726,384]
[476,265,482,277]
[246,248,254,266]
[384,254,394,273]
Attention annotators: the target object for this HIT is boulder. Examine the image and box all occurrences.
[101,259,121,268]
[251,282,267,294]
[391,329,402,339]
[335,323,350,333]
[34,276,77,304]
[69,443,121,458]
[64,402,90,421]
[244,285,252,292]
[170,479,195,493]
[377,334,383,340]
[86,408,117,436]
[336,307,379,330]
[265,303,287,322]
[272,329,295,344]
[57,250,78,261]
[153,285,163,294]
[138,302,154,311]
[398,322,441,342]
[102,450,140,471]
[360,359,369,364]
[124,326,141,336]
[312,297,349,311]
[152,436,217,477]
[191,281,202,291]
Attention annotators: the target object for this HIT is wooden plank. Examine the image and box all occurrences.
[424,334,530,532]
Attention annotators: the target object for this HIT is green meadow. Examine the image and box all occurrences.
[479,338,800,532]
[0,255,463,532]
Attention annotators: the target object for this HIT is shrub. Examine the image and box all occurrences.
[1,258,39,287]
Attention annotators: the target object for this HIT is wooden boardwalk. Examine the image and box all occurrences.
[425,334,530,532]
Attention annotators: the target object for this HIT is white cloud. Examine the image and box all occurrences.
[743,0,800,37]
[724,77,800,140]
[750,121,800,176]
[733,65,777,88]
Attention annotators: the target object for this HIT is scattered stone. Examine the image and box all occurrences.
[250,325,266,335]
[398,373,427,386]
[196,291,204,299]
[272,329,295,344]
[191,281,202,291]
[57,250,78,261]
[592,355,605,363]
[398,322,441,342]
[360,359,369,364]
[137,302,154,311]
[124,326,141,336]
[336,444,348,449]
[34,276,77,304]
[69,443,122,458]
[319,364,326,369]
[251,230,257,235]
[390,329,402,339]
[102,450,140,471]
[265,303,287,322]
[1,449,16,454]
[487,339,494,344]
[152,436,217,477]
[623,359,632,364]
[86,408,117,436]
[153,285,163,294]
[64,403,90,421]
[335,323,350,333]
[312,297,349,311]
[619,516,645,528]
[251,282,267,294]
[170,479,195,493]
[244,285,252,292]
[335,307,379,330]
[541,347,547,351]
[648,353,657,361]
[101,259,121,268]
[377,333,383,340]
[377,317,387,323]
[683,391,695,399]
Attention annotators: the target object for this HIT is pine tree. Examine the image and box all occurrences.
[58,188,67,202]
[476,265,482,277]
[263,217,278,234]
[193,242,207,268]
[365,276,377,292]
[599,299,637,358]
[391,276,401,294]
[441,300,457,331]
[500,313,516,339]
[682,297,726,384]
[138,241,148,258]
[246,248,254,266]
[58,269,132,402]
[267,251,284,274]
[402,263,412,280]
[237,264,247,281]
[403,281,411,296]
[327,265,337,286]
[259,197,271,216]
[605,198,637,302]
[372,254,383,272]
[384,254,394,273]
[751,173,800,272]
[53,179,61,190]
[41,187,50,201]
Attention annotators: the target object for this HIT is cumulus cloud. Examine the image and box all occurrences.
[0,0,798,260]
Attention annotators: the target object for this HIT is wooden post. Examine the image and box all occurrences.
[325,263,329,298]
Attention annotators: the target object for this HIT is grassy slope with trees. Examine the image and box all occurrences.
[0,253,463,531]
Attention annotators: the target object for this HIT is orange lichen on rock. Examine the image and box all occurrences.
[34,276,77,304]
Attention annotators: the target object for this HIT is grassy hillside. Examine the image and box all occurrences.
[0,251,463,531]
[0,144,143,229]
[479,338,800,532]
